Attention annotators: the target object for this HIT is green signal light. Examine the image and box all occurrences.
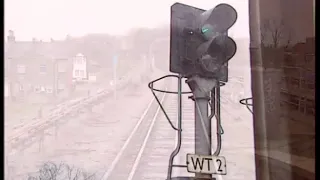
[202,28,209,33]
[201,25,215,39]
[201,28,210,34]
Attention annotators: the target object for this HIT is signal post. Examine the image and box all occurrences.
[187,76,217,179]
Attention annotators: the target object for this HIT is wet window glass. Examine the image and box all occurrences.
[250,0,315,179]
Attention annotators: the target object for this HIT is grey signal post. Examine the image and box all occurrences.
[187,76,217,179]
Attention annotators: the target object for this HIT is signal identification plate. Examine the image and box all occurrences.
[186,154,227,175]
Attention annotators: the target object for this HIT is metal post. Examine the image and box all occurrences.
[113,55,117,100]
[7,56,14,102]
[149,43,154,71]
[248,0,270,179]
[114,70,117,100]
[55,123,59,139]
[151,56,155,71]
[52,59,59,140]
[194,92,211,178]
[53,59,58,97]
[167,75,183,179]
[39,131,44,152]
[213,85,222,156]
[187,76,217,179]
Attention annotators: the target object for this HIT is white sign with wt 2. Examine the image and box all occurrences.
[186,154,227,175]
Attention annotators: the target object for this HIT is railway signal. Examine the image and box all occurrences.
[166,2,238,179]
[169,3,237,81]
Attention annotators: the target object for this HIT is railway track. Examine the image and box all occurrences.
[132,91,195,180]
[7,72,254,179]
[96,74,256,180]
[99,68,315,180]
[100,79,196,180]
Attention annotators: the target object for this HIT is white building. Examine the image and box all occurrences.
[72,53,87,81]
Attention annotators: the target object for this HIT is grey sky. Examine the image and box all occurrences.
[5,0,249,41]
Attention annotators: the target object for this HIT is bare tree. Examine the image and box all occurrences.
[27,162,97,180]
[260,18,293,48]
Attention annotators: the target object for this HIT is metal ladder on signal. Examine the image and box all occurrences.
[148,74,225,180]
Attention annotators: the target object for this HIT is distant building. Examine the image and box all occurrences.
[87,60,100,82]
[5,31,74,103]
[5,31,113,103]
[72,53,87,81]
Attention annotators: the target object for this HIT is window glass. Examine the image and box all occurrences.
[252,0,315,179]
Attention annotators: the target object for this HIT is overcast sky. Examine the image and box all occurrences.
[5,0,249,41]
